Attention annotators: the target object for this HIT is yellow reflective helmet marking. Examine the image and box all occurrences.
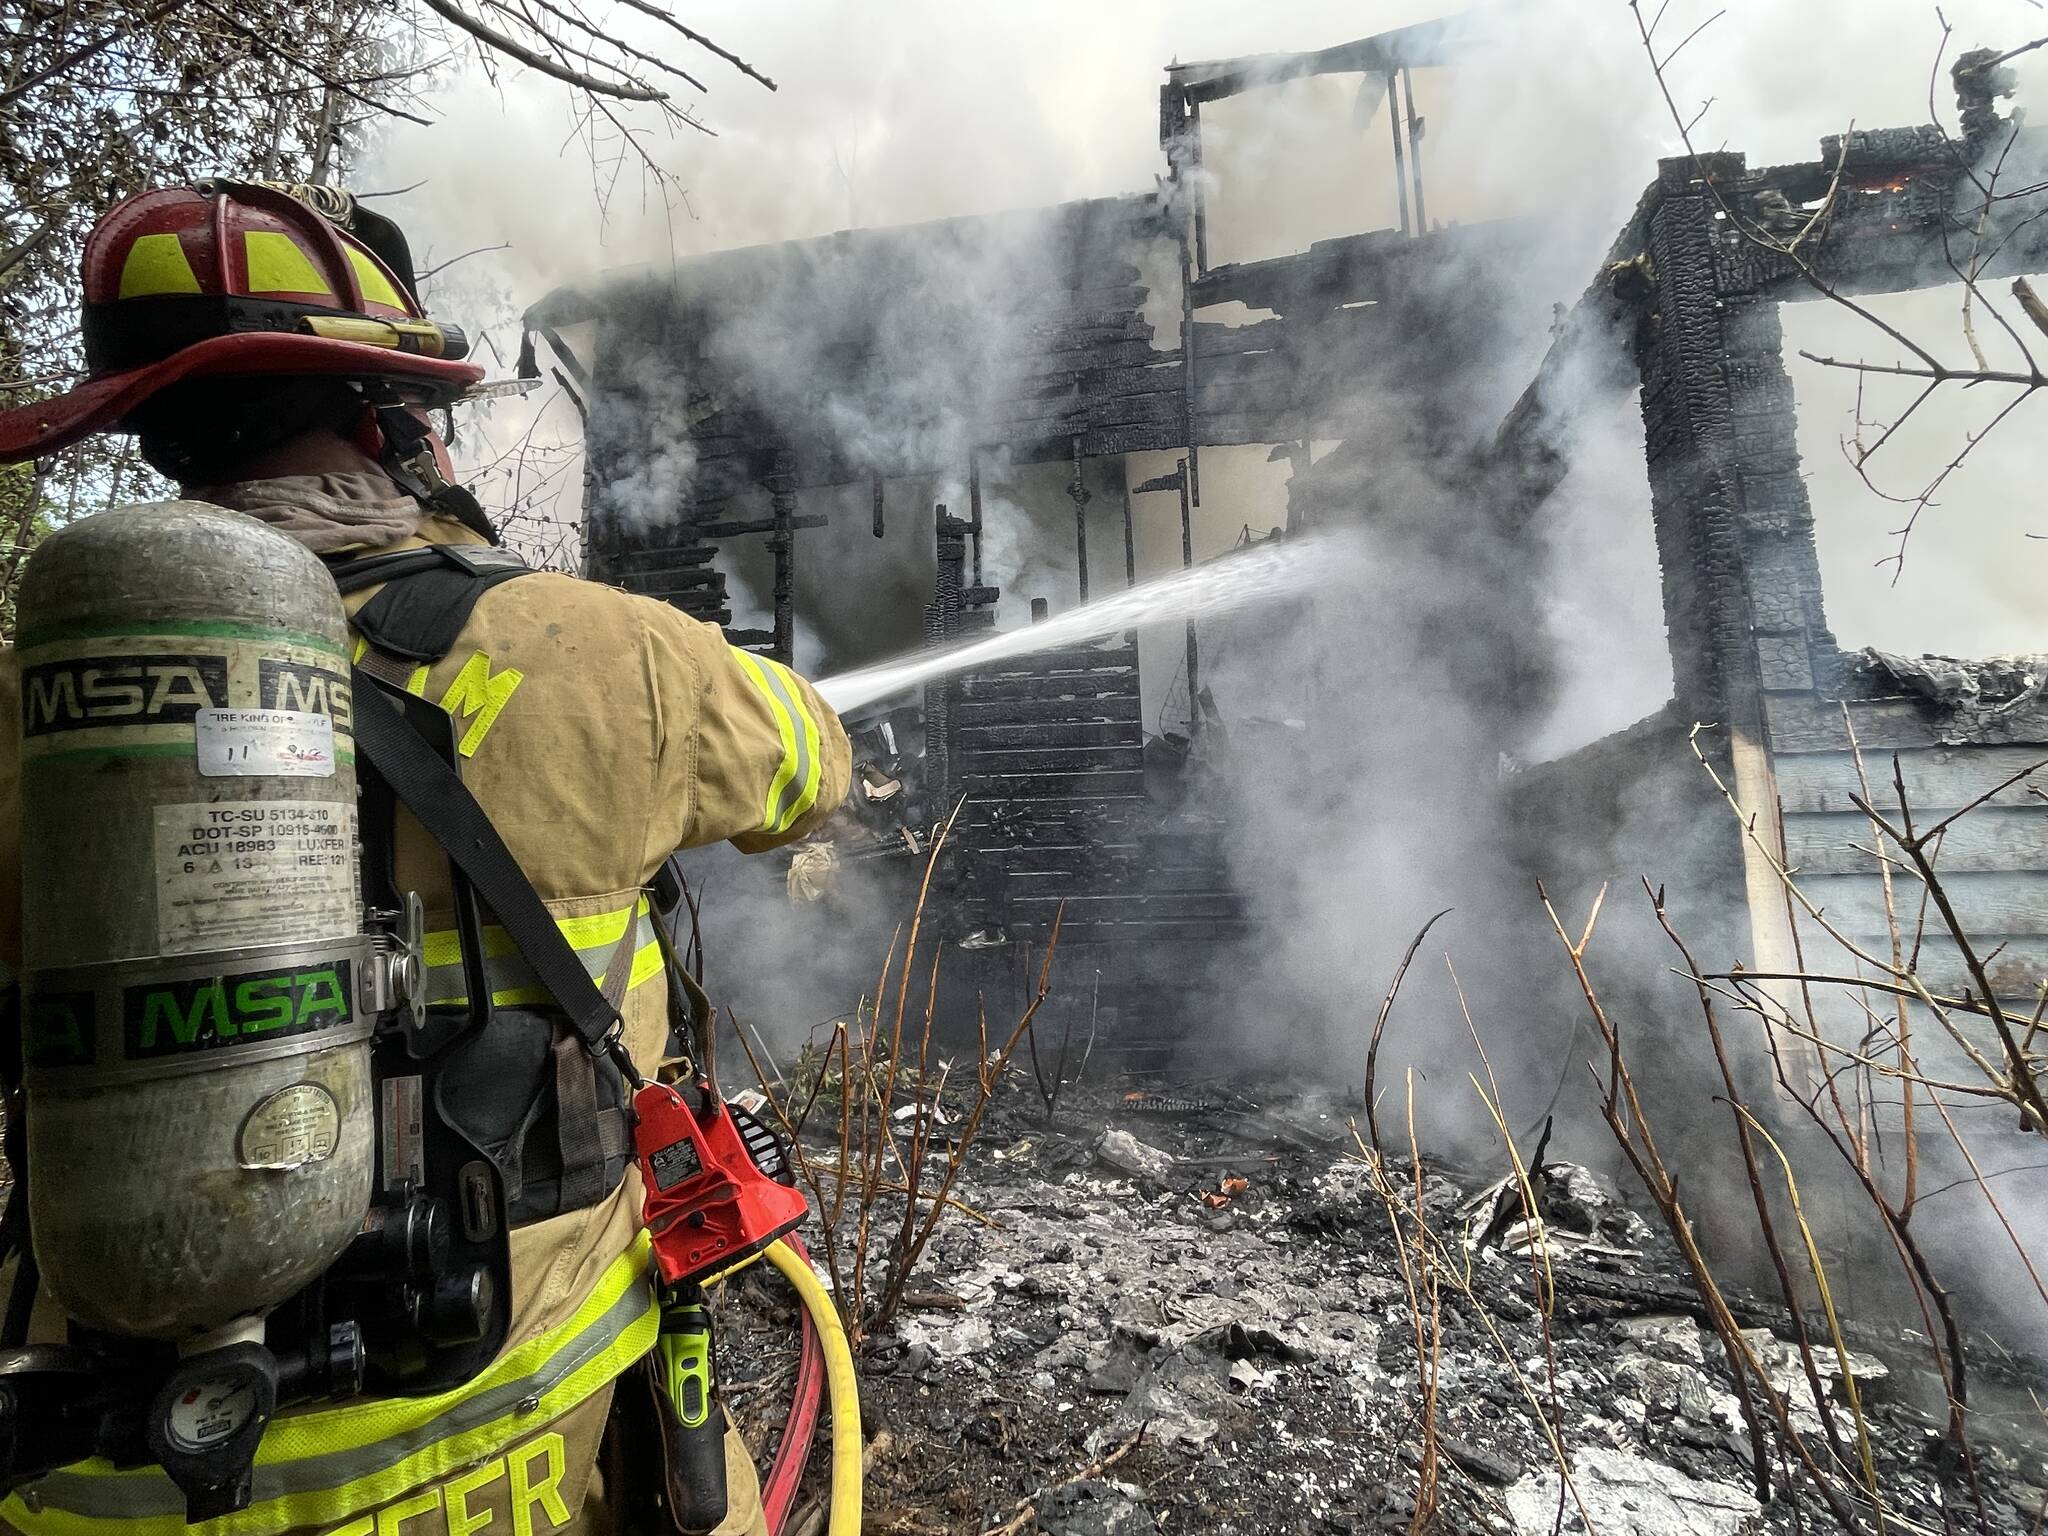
[116,234,201,299]
[244,231,336,297]
[439,651,525,758]
[346,245,408,311]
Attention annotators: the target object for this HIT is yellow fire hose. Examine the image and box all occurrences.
[764,1238,863,1536]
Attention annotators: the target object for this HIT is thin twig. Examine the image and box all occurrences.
[1363,908,1453,1158]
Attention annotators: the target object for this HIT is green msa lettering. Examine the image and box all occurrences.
[22,653,227,735]
[124,962,353,1059]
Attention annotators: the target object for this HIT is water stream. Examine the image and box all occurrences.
[813,531,1349,714]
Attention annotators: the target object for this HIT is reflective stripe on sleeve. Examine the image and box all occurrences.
[729,649,824,835]
[419,897,661,1009]
[3,1236,658,1536]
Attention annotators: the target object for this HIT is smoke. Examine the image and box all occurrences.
[361,0,2048,1315]
[581,347,699,541]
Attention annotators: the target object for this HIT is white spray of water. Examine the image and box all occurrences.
[813,532,1351,713]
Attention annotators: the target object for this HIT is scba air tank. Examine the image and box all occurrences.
[16,501,374,1341]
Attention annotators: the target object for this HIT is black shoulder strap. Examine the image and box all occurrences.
[334,544,534,664]
[350,667,623,1059]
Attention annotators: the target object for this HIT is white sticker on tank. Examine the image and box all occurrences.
[153,800,356,956]
[195,708,336,778]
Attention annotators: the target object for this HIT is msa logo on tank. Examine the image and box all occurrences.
[21,653,226,734]
[260,657,353,730]
[123,959,354,1059]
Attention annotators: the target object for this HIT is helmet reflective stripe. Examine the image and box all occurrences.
[346,246,406,311]
[1,1237,657,1534]
[115,234,200,299]
[243,230,337,298]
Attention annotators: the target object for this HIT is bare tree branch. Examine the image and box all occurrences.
[0,0,191,107]
[416,0,666,101]
[608,0,778,91]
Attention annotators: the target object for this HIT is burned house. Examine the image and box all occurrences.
[527,15,1514,1045]
[1510,110,2048,1037]
[526,16,2048,1082]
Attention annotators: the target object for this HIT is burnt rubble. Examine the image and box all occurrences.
[716,1078,2048,1535]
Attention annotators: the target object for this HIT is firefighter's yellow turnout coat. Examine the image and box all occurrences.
[0,514,853,1536]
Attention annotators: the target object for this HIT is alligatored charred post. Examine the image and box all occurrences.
[922,503,968,808]
[967,450,986,590]
[768,447,796,665]
[1068,435,1091,602]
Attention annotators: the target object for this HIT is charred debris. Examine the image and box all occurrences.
[525,14,2048,1045]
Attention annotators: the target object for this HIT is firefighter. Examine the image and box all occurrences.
[0,182,852,1535]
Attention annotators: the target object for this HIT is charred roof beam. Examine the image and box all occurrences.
[1163,14,1465,105]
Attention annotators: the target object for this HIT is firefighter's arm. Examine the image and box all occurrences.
[642,602,852,854]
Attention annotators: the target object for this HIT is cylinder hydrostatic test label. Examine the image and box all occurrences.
[154,800,355,955]
[195,708,336,778]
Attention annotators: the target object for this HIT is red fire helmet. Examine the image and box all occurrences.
[0,181,484,463]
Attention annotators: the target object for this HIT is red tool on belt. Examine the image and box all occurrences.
[632,1078,809,1286]
[629,1077,809,1534]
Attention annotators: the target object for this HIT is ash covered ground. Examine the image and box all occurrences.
[712,1077,2048,1536]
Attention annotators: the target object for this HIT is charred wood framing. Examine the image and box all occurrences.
[1506,97,2048,1009]
[1386,69,1411,237]
[1111,456,1135,588]
[767,448,796,664]
[1162,14,1459,106]
[923,504,968,807]
[967,450,985,589]
[537,10,2048,1044]
[1068,435,1091,602]
[1401,66,1427,232]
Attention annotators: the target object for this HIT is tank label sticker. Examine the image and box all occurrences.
[154,799,356,956]
[21,653,227,735]
[382,1074,426,1190]
[122,959,354,1060]
[195,708,337,778]
[237,1082,342,1169]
